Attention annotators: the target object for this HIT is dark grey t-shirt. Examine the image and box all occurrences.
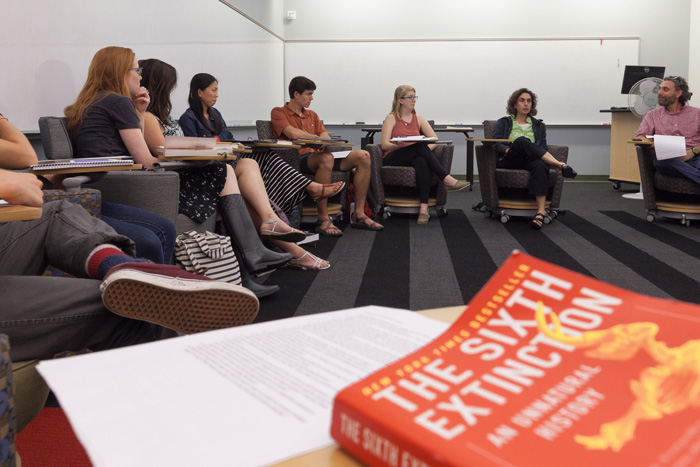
[72,92,140,158]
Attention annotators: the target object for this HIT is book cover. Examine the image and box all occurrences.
[331,251,700,466]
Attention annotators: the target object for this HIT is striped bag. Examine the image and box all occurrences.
[174,230,242,285]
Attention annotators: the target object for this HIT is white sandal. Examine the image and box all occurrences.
[288,251,330,271]
[260,220,306,243]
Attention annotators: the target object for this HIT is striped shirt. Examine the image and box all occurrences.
[636,105,700,149]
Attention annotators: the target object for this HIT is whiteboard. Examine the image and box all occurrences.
[0,0,284,132]
[284,39,639,125]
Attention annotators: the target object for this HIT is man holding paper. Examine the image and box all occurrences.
[636,76,700,184]
[271,76,383,235]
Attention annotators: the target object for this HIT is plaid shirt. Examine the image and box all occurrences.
[636,105,700,149]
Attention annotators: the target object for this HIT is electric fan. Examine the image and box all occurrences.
[628,77,662,118]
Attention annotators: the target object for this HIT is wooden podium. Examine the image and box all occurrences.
[602,109,642,189]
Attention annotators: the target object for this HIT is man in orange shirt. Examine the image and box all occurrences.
[271,76,382,236]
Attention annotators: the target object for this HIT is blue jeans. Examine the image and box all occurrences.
[654,154,700,185]
[101,202,176,264]
[0,201,173,360]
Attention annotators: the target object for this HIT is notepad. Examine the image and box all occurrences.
[390,135,438,142]
[444,126,473,131]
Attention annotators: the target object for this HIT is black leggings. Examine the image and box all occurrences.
[497,137,550,196]
[384,143,449,203]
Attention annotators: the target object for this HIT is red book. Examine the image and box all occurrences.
[331,251,700,466]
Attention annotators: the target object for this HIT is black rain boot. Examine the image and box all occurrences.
[216,220,281,298]
[218,194,292,274]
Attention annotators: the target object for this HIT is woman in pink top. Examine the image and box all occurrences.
[380,85,469,224]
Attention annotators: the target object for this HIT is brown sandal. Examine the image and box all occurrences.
[315,219,343,237]
[351,214,384,231]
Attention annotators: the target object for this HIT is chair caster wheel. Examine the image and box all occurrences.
[500,215,510,224]
[543,215,552,225]
[612,181,621,190]
[437,208,448,218]
[549,210,558,219]
[483,210,492,218]
[646,214,655,222]
[382,211,391,220]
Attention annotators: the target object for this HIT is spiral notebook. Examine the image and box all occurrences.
[30,157,135,171]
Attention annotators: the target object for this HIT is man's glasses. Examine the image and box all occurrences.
[129,67,143,76]
[401,95,418,100]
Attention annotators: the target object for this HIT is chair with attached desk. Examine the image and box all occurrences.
[38,116,213,234]
[366,141,454,220]
[636,144,700,226]
[255,120,349,224]
[474,120,568,224]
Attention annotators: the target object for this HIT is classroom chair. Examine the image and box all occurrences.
[366,142,454,220]
[38,116,213,235]
[636,145,700,226]
[475,120,568,224]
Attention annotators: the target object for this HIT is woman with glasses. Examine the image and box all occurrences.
[493,88,577,229]
[64,46,177,264]
[381,85,469,224]
[178,72,338,270]
[64,48,293,282]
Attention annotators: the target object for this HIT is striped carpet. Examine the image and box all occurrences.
[254,182,700,322]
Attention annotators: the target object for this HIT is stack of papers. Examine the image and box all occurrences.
[37,306,449,467]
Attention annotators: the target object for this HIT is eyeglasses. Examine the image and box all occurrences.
[401,95,418,100]
[129,67,143,76]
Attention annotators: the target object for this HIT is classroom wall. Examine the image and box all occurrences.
[2,0,284,133]
[690,0,700,86]
[283,0,690,77]
[279,0,692,177]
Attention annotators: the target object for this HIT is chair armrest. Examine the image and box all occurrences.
[636,145,657,209]
[547,145,569,164]
[271,148,302,171]
[88,171,180,225]
[366,144,386,205]
[475,143,499,208]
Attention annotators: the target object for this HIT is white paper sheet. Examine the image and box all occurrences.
[329,150,350,159]
[37,306,449,467]
[653,134,687,160]
[390,135,437,142]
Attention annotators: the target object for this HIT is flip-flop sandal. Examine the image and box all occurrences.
[311,182,346,202]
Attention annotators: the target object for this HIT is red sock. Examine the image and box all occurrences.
[86,246,130,280]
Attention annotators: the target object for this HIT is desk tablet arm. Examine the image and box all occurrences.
[152,161,198,172]
[63,173,106,192]
[326,144,353,152]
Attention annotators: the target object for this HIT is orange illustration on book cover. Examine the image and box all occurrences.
[330,251,700,467]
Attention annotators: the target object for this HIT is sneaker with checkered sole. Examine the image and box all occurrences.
[100,263,259,334]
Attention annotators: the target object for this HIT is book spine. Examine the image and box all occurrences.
[331,399,442,467]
